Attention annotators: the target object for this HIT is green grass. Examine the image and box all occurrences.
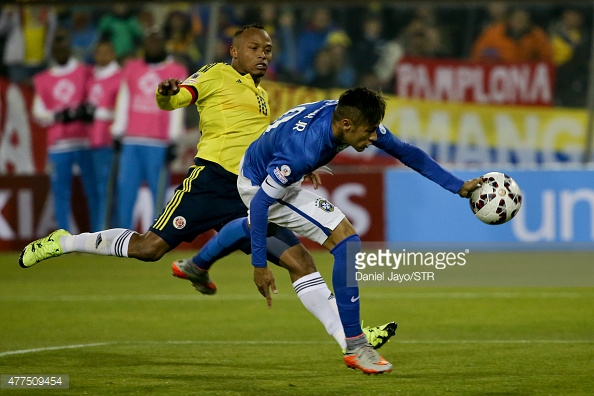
[0,251,593,395]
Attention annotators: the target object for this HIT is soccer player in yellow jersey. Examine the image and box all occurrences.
[19,25,396,365]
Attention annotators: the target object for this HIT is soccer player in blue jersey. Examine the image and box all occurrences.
[198,87,480,374]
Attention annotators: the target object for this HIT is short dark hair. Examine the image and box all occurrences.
[233,23,266,45]
[333,87,386,127]
[233,23,266,42]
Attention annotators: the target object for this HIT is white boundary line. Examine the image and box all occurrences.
[0,343,112,357]
[1,291,591,302]
[1,339,593,358]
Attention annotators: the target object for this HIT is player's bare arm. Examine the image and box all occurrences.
[458,178,482,198]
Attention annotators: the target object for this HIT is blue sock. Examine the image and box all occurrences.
[192,217,250,270]
[331,234,363,338]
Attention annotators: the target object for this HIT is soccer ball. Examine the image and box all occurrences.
[469,172,522,225]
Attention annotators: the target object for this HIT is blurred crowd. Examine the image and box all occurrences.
[0,1,591,232]
[0,2,591,108]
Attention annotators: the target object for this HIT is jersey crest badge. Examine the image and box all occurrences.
[280,165,291,177]
[316,198,334,213]
[379,124,387,134]
[173,216,187,229]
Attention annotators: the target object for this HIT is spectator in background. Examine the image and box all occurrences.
[67,7,98,64]
[549,8,591,107]
[0,5,57,84]
[303,48,334,89]
[411,5,453,57]
[110,28,187,230]
[400,17,448,58]
[303,31,355,89]
[481,1,509,31]
[32,28,97,232]
[164,9,202,71]
[296,7,336,79]
[326,30,356,88]
[86,40,122,230]
[351,14,385,86]
[471,8,553,63]
[98,5,144,61]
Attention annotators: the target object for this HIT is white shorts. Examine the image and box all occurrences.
[237,165,345,246]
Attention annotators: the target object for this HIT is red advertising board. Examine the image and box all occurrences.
[396,57,555,106]
[299,171,385,248]
[0,78,48,174]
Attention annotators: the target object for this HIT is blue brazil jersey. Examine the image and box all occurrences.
[242,99,464,194]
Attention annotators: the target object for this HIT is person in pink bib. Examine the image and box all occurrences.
[110,27,187,229]
[32,28,96,232]
[86,40,123,230]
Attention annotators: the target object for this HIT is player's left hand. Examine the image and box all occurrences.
[458,178,482,198]
[253,267,277,308]
[304,166,333,190]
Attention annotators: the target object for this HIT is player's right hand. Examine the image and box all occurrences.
[253,267,277,309]
[157,78,182,95]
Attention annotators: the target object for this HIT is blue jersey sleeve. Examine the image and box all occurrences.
[250,186,278,268]
[374,124,464,194]
[266,148,310,186]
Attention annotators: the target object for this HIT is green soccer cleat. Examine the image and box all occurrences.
[19,229,70,268]
[172,258,217,295]
[363,321,397,350]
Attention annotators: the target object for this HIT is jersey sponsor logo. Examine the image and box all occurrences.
[273,167,288,184]
[379,124,387,134]
[173,216,187,229]
[183,72,200,84]
[316,198,334,212]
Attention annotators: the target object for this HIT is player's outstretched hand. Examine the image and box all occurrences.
[458,178,482,198]
[158,78,182,96]
[253,267,277,308]
[304,166,333,190]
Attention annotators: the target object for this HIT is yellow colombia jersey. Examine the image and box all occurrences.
[155,62,270,175]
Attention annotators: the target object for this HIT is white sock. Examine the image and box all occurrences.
[293,272,347,350]
[60,229,134,257]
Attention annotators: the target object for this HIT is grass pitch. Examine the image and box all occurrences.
[0,251,593,395]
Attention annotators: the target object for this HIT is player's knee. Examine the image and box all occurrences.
[128,232,170,262]
[323,218,357,250]
[279,244,317,277]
